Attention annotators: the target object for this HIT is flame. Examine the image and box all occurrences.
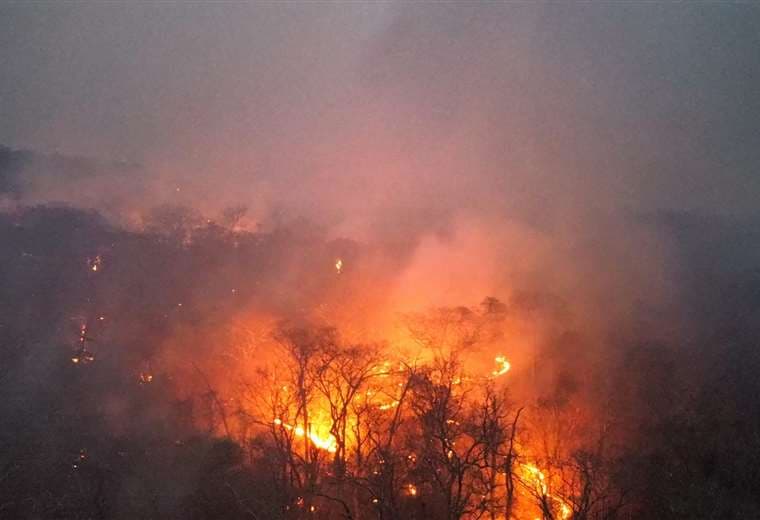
[520,462,572,519]
[335,258,343,274]
[88,255,102,272]
[71,349,95,364]
[521,463,548,495]
[491,355,511,377]
[72,322,95,364]
[273,418,337,453]
[375,360,392,377]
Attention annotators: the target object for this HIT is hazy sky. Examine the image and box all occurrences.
[1,2,759,221]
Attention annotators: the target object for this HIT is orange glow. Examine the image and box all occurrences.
[520,462,573,519]
[273,418,337,453]
[88,255,102,272]
[71,350,95,365]
[521,463,548,495]
[491,355,511,377]
[205,302,581,518]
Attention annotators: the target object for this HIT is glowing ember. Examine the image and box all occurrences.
[139,372,154,384]
[87,255,102,272]
[491,355,511,377]
[71,349,95,365]
[405,483,418,496]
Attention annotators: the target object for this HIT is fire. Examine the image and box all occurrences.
[335,258,343,274]
[521,463,548,495]
[71,350,95,364]
[307,430,337,453]
[72,449,87,470]
[273,418,338,453]
[491,355,511,377]
[71,322,95,364]
[87,255,102,272]
[241,300,585,517]
[520,462,572,519]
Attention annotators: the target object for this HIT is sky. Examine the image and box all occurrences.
[1,2,759,226]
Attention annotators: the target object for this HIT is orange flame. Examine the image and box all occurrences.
[273,418,338,453]
[491,355,511,377]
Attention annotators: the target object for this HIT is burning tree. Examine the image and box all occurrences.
[235,300,548,519]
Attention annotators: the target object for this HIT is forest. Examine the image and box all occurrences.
[2,3,760,518]
[1,183,760,519]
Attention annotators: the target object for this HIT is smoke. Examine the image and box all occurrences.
[0,0,756,423]
[3,3,759,219]
[2,1,759,389]
[3,5,760,517]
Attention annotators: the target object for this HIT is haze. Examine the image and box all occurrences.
[2,3,760,519]
[2,3,759,225]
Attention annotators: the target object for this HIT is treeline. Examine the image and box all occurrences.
[230,313,626,520]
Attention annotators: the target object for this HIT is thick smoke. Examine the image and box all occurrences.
[1,3,760,519]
